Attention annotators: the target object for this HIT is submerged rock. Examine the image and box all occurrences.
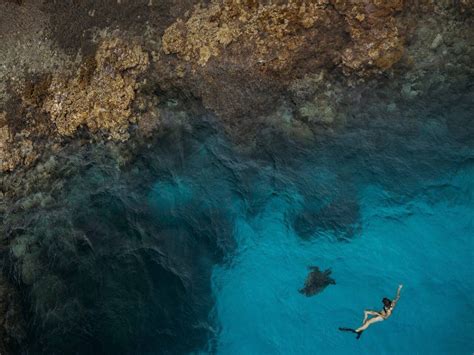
[299,266,335,297]
[0,274,26,353]
[44,37,149,141]
[1,36,150,173]
[161,0,406,76]
[157,0,408,124]
[1,0,473,174]
[293,196,361,241]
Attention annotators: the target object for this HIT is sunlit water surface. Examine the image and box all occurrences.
[9,108,473,354]
[146,115,473,354]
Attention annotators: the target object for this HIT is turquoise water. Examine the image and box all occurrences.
[6,112,473,353]
[144,118,473,354]
[211,173,474,354]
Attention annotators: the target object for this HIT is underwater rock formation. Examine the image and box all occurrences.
[157,0,408,122]
[0,0,473,353]
[1,0,473,173]
[1,37,149,173]
[293,197,361,240]
[0,274,26,353]
[43,37,149,141]
[0,110,38,173]
[299,266,336,296]
[161,0,405,75]
[162,0,345,72]
[332,0,405,75]
[1,121,240,353]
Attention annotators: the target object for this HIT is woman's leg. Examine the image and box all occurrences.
[363,311,369,323]
[363,310,380,324]
[356,315,384,332]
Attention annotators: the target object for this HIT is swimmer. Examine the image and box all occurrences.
[339,284,403,339]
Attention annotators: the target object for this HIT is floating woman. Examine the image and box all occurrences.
[339,284,403,339]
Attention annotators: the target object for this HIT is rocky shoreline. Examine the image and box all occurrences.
[1,0,473,352]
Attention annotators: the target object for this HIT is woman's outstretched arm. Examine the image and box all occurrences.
[393,284,403,304]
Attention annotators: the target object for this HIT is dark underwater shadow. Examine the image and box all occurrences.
[2,118,239,354]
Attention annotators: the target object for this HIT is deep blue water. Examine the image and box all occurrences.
[5,103,473,353]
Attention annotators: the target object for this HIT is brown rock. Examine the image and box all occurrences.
[1,111,38,173]
[460,0,474,13]
[158,0,346,124]
[43,37,149,141]
[332,0,405,74]
[161,0,407,77]
[1,37,150,173]
[158,0,408,123]
[162,1,345,76]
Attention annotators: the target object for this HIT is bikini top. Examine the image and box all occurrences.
[382,305,393,316]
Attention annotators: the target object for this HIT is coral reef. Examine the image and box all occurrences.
[1,37,149,173]
[158,0,473,129]
[162,0,345,73]
[332,0,405,75]
[2,0,473,173]
[43,38,149,141]
[161,0,406,76]
[0,131,37,173]
[156,0,408,126]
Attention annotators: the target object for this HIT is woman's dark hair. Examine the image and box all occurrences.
[382,298,392,308]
